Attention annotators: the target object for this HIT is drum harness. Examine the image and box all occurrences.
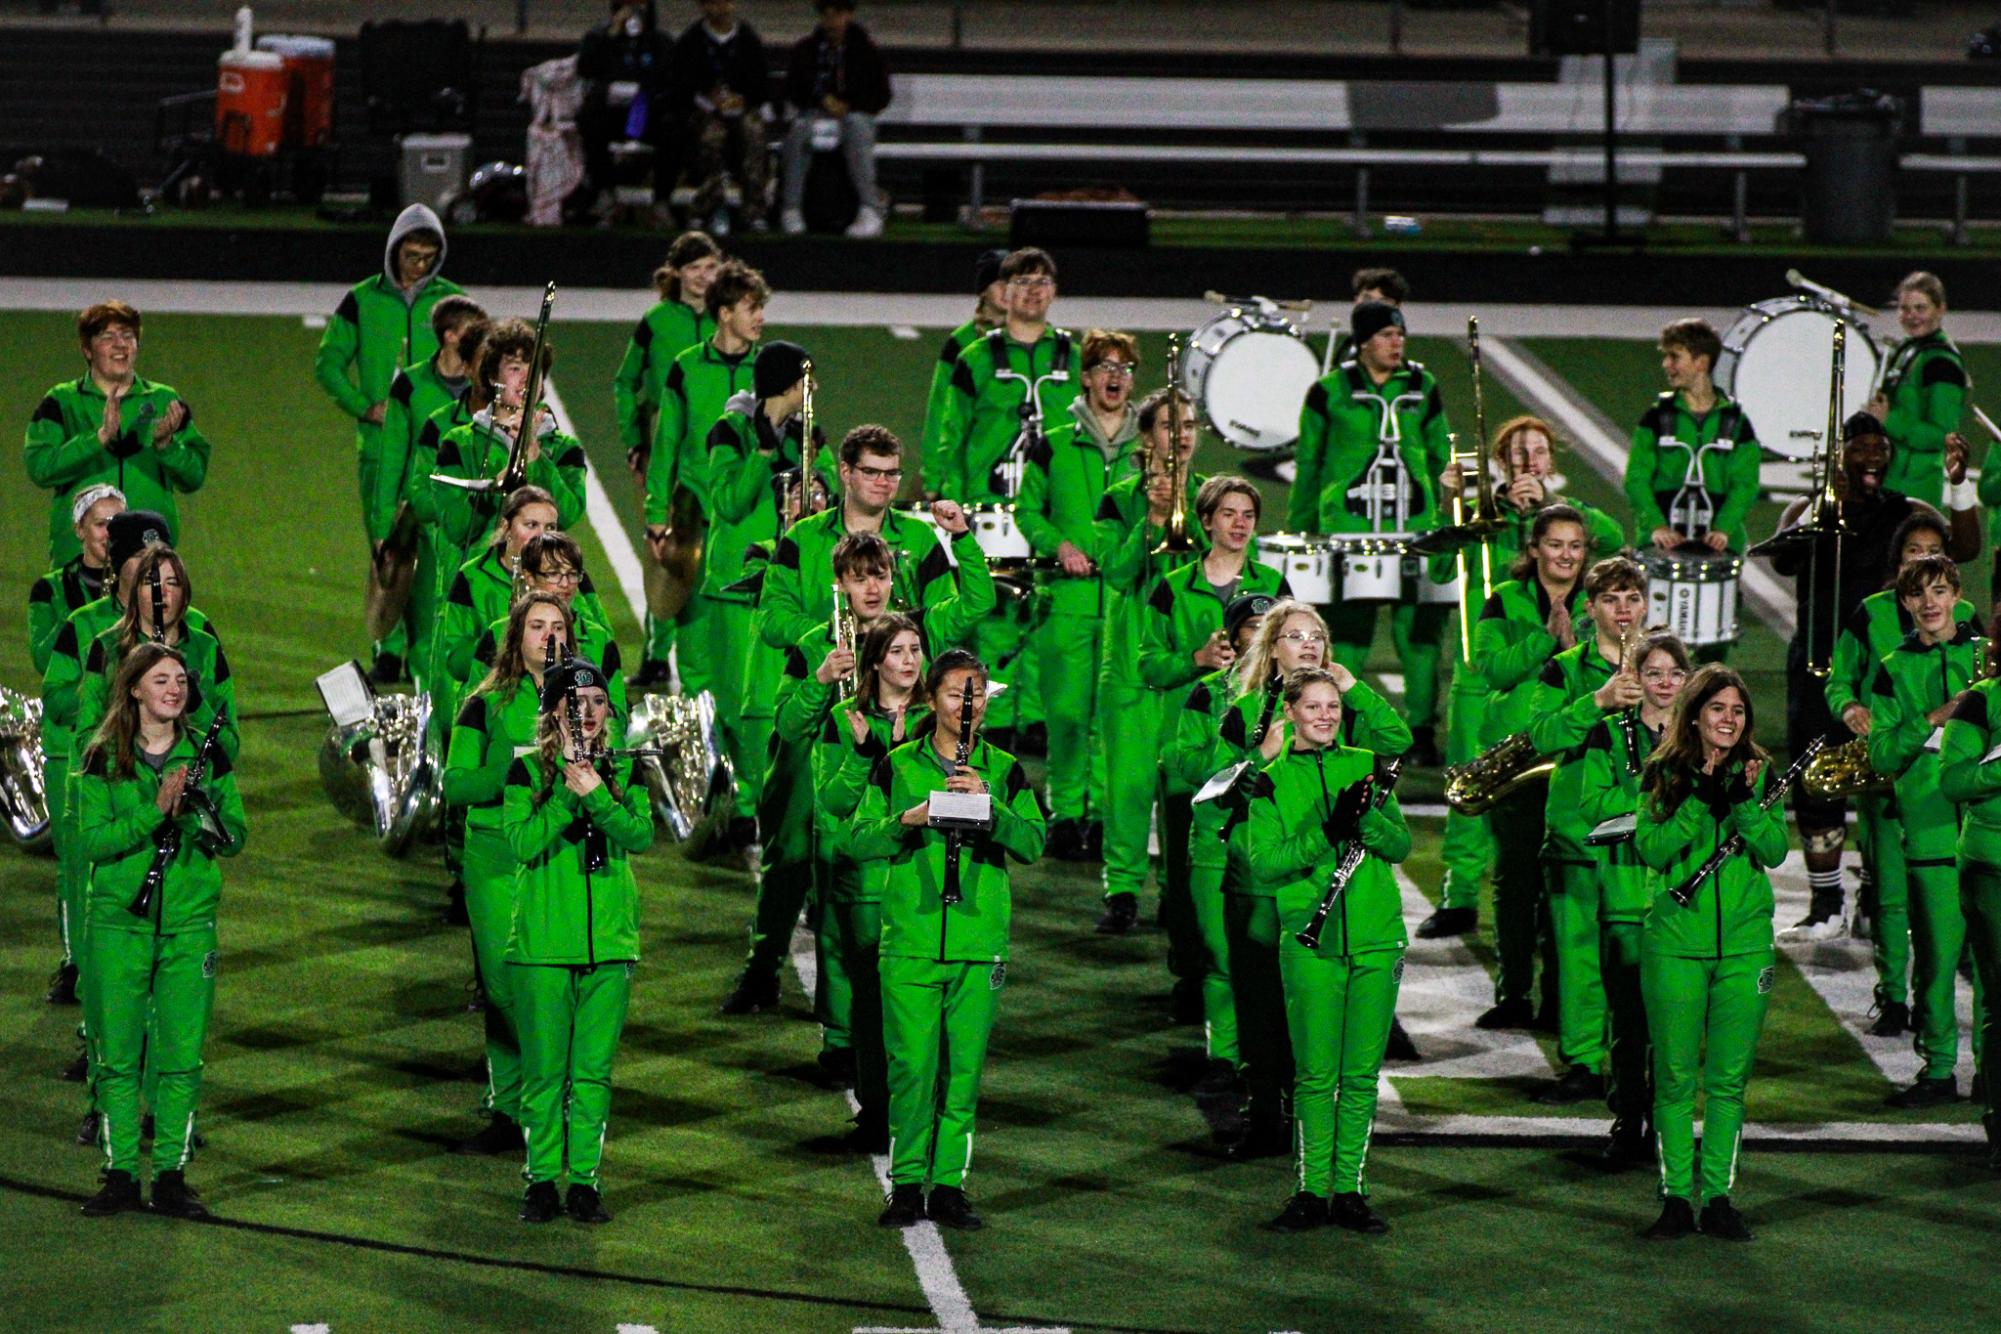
[1658,400,1748,543]
[985,328,1072,497]
[1344,367,1426,534]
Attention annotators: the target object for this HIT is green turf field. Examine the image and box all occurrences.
[2,307,1997,1333]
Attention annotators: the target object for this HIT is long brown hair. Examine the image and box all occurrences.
[1641,664,1768,819]
[473,592,573,702]
[83,642,188,780]
[1506,503,1587,582]
[857,613,923,716]
[652,230,722,301]
[116,544,193,660]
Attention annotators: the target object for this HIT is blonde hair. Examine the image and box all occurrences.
[1235,599,1326,698]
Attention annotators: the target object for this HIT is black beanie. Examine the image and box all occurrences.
[540,657,610,715]
[1843,411,1888,443]
[1351,301,1405,345]
[108,509,171,572]
[1224,593,1277,645]
[754,340,810,400]
[974,248,1008,293]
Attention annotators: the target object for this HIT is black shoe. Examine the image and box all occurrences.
[1415,906,1477,940]
[877,1183,926,1227]
[817,1046,856,1087]
[630,657,674,691]
[1642,1196,1697,1240]
[1384,1018,1420,1063]
[566,1184,611,1224]
[1475,998,1535,1031]
[1330,1191,1389,1234]
[1406,726,1442,769]
[1081,821,1104,861]
[149,1170,210,1220]
[1228,1119,1291,1162]
[518,1181,561,1224]
[1867,1000,1910,1037]
[1598,1127,1652,1172]
[1169,979,1204,1026]
[1018,723,1048,757]
[453,1115,524,1156]
[46,960,78,1006]
[75,1111,99,1147]
[1195,1059,1238,1097]
[80,1169,141,1217]
[1047,819,1088,863]
[1095,892,1138,935]
[1699,1196,1753,1242]
[1534,1065,1605,1106]
[61,1050,88,1082]
[1886,1076,1958,1109]
[368,652,406,688]
[926,1185,983,1230]
[719,972,781,1015]
[1264,1191,1329,1233]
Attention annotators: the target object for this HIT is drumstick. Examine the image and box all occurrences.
[1203,289,1313,312]
[1785,269,1881,317]
[1973,404,2001,445]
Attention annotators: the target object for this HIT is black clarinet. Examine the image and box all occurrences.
[1295,756,1404,950]
[148,562,167,645]
[1619,707,1643,777]
[940,682,978,907]
[1667,737,1825,908]
[128,706,229,918]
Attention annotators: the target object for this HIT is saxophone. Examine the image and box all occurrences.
[1802,736,1890,799]
[1443,730,1555,814]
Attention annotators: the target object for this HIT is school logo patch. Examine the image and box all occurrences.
[989,963,1007,991]
[1756,965,1775,995]
[201,950,218,979]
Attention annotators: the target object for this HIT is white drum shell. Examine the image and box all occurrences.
[1184,311,1322,452]
[1715,297,1880,463]
[1639,550,1742,647]
[1254,534,1337,603]
[968,504,1032,566]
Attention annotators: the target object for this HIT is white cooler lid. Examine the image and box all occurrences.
[256,35,337,57]
[398,133,472,150]
[218,50,286,70]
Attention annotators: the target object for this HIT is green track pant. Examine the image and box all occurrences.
[1488,784,1548,1008]
[881,953,1001,1189]
[709,599,759,819]
[1097,680,1162,902]
[1601,919,1650,1130]
[1186,801,1241,1067]
[676,591,717,702]
[1642,948,1771,1203]
[463,827,522,1121]
[49,755,79,964]
[1038,610,1104,823]
[1547,859,1606,1071]
[1159,791,1200,986]
[1858,794,1909,1009]
[1280,942,1400,1197]
[830,896,886,1126]
[1325,600,1447,731]
[513,961,632,1188]
[1909,856,1985,1081]
[1961,862,2001,1120]
[1226,892,1292,1126]
[1439,675,1491,912]
[86,924,215,1177]
[976,597,1033,734]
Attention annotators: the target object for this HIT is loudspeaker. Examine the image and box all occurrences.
[1008,199,1150,249]
[1532,0,1640,56]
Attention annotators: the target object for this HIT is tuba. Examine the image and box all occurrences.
[1802,736,1890,799]
[624,690,735,841]
[1443,730,1555,815]
[316,663,441,857]
[0,685,51,852]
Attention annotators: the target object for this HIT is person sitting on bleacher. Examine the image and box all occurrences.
[778,0,893,239]
[577,1,680,217]
[668,0,774,234]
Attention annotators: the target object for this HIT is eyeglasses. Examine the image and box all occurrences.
[851,465,903,481]
[1277,631,1327,646]
[1641,668,1687,684]
[1089,362,1136,379]
[538,569,583,585]
[1009,277,1054,291]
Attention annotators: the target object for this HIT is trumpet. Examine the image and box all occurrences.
[1615,623,1644,777]
[1443,730,1555,815]
[1153,334,1198,556]
[831,580,858,701]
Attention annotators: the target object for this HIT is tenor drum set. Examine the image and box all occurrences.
[1254,533,1460,606]
[1637,548,1742,649]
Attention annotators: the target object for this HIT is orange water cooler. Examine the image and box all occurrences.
[255,35,335,149]
[216,49,288,157]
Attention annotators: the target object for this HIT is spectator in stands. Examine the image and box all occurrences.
[778,0,893,239]
[669,0,774,233]
[577,1,680,216]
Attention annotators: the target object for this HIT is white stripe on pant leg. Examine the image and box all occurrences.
[175,1109,196,1170]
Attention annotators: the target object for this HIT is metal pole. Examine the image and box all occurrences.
[1602,2,1618,241]
[517,0,529,38]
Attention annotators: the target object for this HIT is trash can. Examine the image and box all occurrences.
[398,132,471,212]
[1792,91,1901,246]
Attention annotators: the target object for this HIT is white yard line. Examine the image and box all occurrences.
[1391,867,1557,1088]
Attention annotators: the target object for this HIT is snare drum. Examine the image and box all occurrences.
[1183,302,1323,453]
[1639,549,1742,648]
[968,504,1032,568]
[1715,296,1881,462]
[1410,552,1462,605]
[1254,533,1337,604]
[1329,534,1408,603]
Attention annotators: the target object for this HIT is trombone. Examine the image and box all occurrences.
[1800,322,1848,679]
[1152,333,1198,556]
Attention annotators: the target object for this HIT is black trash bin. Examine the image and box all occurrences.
[1791,90,1902,245]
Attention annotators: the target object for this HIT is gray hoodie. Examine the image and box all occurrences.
[384,203,449,306]
[1065,394,1139,465]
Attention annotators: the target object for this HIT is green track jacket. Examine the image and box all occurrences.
[77,730,246,934]
[1825,587,1975,722]
[313,206,461,429]
[816,698,934,897]
[1574,714,1659,921]
[920,318,989,496]
[430,410,587,562]
[1635,766,1786,957]
[1877,330,1968,502]
[1138,556,1289,696]
[1938,679,2001,868]
[614,299,715,453]
[645,337,759,519]
[75,618,240,765]
[1471,575,1592,745]
[703,393,836,604]
[1528,638,1622,863]
[1622,389,1760,550]
[1867,621,1985,860]
[1291,359,1453,536]
[759,507,992,654]
[28,556,109,676]
[444,683,542,833]
[938,327,1080,503]
[503,754,653,966]
[1092,471,1208,687]
[377,357,470,544]
[25,375,211,564]
[1246,743,1411,955]
[1017,400,1141,617]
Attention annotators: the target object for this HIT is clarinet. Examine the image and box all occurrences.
[1215,673,1284,843]
[940,682,978,907]
[1667,737,1825,909]
[149,562,167,645]
[1619,707,1643,777]
[128,706,229,918]
[1295,756,1404,950]
[1249,671,1284,748]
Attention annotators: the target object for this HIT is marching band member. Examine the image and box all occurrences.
[435,493,565,701]
[27,301,210,567]
[1869,272,1968,509]
[1092,390,1205,935]
[1292,300,1454,765]
[1018,328,1144,859]
[1422,416,1622,942]
[643,258,768,708]
[1323,266,1408,371]
[30,482,125,1004]
[1525,556,1649,1105]
[1865,555,1984,1109]
[75,643,246,1220]
[1934,624,2001,1170]
[1634,666,1783,1243]
[615,231,722,686]
[919,249,1008,499]
[467,533,627,726]
[1247,667,1410,1234]
[505,657,653,1224]
[1623,318,1761,559]
[1824,512,1970,1034]
[1575,630,1691,1168]
[443,592,576,1157]
[402,318,492,681]
[855,649,1046,1232]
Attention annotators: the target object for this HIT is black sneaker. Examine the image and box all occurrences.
[877,1183,926,1228]
[1598,1127,1652,1172]
[1095,893,1138,935]
[566,1184,611,1224]
[1886,1076,1958,1109]
[454,1115,524,1156]
[1264,1191,1328,1233]
[630,658,674,691]
[368,652,406,688]
[1384,1018,1420,1063]
[1867,1000,1910,1037]
[75,1111,99,1147]
[1534,1065,1606,1106]
[1699,1196,1753,1242]
[1780,896,1847,942]
[1227,1119,1291,1162]
[1405,726,1442,769]
[720,972,781,1015]
[45,960,78,1006]
[1474,998,1535,1031]
[80,1169,141,1217]
[1642,1196,1697,1240]
[518,1181,561,1224]
[817,1046,856,1087]
[1330,1191,1389,1234]
[926,1185,983,1230]
[1415,906,1477,940]
[1047,819,1088,863]
[61,1050,88,1082]
[149,1170,210,1220]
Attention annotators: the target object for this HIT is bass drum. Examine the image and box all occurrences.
[1184,301,1322,453]
[1715,296,1880,462]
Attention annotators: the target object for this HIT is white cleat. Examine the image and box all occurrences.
[845,206,885,240]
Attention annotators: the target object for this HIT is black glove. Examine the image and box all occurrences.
[1724,765,1755,806]
[1323,777,1372,845]
[103,426,143,460]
